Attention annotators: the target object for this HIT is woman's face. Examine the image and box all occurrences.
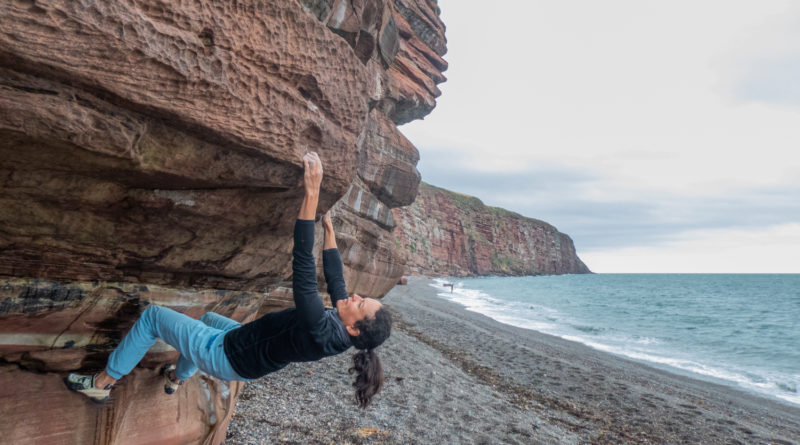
[336,293,381,337]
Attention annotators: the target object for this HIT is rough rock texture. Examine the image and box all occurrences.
[0,0,446,293]
[0,279,266,445]
[393,183,591,277]
[0,0,446,443]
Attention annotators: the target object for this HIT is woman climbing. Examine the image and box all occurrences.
[65,152,392,409]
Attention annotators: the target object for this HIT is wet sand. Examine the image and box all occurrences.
[224,277,800,444]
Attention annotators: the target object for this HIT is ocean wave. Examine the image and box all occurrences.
[430,276,800,407]
[432,279,530,314]
[560,335,800,405]
[571,324,607,335]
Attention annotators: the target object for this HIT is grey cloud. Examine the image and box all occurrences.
[415,148,800,253]
[418,149,600,194]
[729,56,800,107]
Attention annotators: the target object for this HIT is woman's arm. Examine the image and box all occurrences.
[322,211,337,250]
[321,211,348,304]
[293,152,325,330]
[298,152,322,220]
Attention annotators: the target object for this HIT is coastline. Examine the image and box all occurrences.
[224,277,800,444]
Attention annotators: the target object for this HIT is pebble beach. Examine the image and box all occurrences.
[224,277,800,444]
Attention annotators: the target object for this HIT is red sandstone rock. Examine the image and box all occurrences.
[0,0,447,443]
[0,279,271,445]
[393,183,592,277]
[0,0,446,294]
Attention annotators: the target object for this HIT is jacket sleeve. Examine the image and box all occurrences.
[292,219,325,330]
[323,248,348,305]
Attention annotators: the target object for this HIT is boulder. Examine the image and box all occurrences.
[0,0,447,443]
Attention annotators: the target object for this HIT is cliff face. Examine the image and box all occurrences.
[393,183,591,277]
[0,1,446,443]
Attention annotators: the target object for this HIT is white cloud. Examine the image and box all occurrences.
[401,0,800,272]
[717,2,800,107]
[581,223,800,273]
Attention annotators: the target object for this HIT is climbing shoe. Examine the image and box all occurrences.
[64,373,111,403]
[161,364,184,395]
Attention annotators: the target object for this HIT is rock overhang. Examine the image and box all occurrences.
[0,1,447,443]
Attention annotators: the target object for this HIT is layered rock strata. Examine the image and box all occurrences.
[0,0,446,443]
[393,183,591,277]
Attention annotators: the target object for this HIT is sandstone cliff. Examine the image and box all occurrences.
[393,183,591,277]
[0,1,446,443]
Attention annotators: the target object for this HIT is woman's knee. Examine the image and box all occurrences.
[141,304,162,322]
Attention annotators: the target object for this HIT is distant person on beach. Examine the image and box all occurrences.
[65,152,392,409]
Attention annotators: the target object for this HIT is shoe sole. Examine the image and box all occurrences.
[161,364,181,395]
[63,376,109,404]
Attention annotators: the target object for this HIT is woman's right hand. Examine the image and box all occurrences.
[322,211,333,229]
[321,210,337,249]
[303,152,323,196]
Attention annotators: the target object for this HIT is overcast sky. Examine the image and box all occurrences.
[400,0,800,273]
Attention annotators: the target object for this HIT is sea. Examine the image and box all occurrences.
[430,274,800,407]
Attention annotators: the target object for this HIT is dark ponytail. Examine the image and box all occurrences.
[349,348,382,409]
[348,308,392,409]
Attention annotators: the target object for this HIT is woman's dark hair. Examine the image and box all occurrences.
[348,308,392,408]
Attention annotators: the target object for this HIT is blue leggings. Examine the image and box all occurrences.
[105,305,246,381]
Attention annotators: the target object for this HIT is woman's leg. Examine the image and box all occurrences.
[174,355,198,382]
[105,305,211,380]
[67,305,237,401]
[173,312,241,380]
[200,311,242,331]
